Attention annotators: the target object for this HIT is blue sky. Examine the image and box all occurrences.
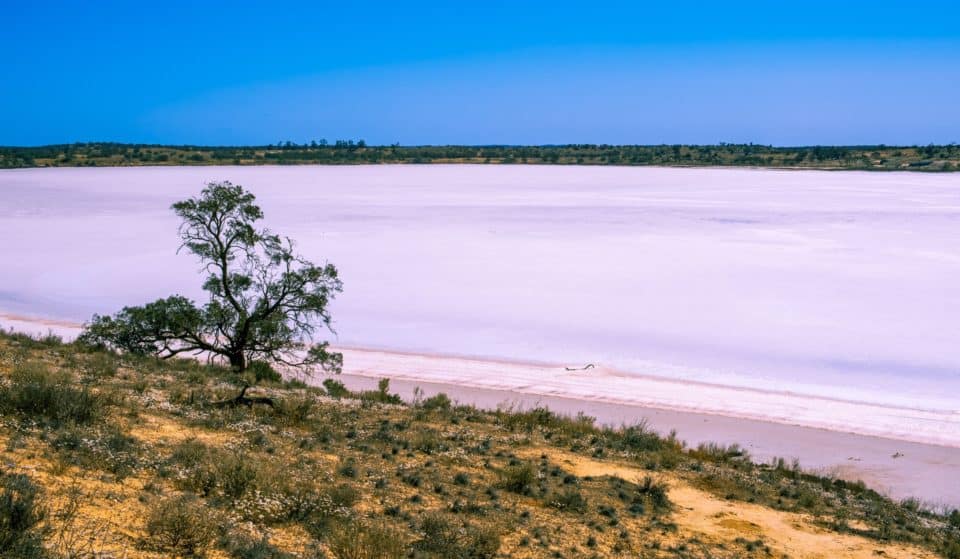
[3,1,959,146]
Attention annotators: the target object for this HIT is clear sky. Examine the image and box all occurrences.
[3,1,959,146]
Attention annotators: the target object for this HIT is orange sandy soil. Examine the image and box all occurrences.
[519,449,938,559]
[0,335,952,558]
[0,411,938,558]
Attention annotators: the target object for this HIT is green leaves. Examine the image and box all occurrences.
[79,295,206,356]
[80,181,342,375]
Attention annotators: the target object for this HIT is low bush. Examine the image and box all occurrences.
[498,463,536,495]
[217,453,260,501]
[413,428,446,454]
[415,513,501,558]
[220,532,295,559]
[548,488,588,513]
[0,472,48,558]
[420,392,452,411]
[604,420,676,454]
[81,352,118,378]
[144,495,218,557]
[358,379,402,405]
[636,476,672,512]
[327,483,360,509]
[168,444,260,501]
[0,329,62,350]
[0,361,107,425]
[51,424,140,479]
[323,378,351,399]
[273,396,316,425]
[169,438,210,469]
[325,520,407,559]
[497,406,596,438]
[248,360,282,383]
[690,442,750,464]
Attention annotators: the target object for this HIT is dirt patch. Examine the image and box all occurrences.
[717,516,763,535]
[522,448,937,559]
[130,413,236,446]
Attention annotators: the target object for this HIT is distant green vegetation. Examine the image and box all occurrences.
[2,141,959,171]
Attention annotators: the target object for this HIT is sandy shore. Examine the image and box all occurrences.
[3,312,958,507]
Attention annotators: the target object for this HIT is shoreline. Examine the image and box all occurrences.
[337,373,960,508]
[3,311,959,506]
[333,346,960,450]
[6,311,957,448]
[1,162,941,172]
[336,344,957,417]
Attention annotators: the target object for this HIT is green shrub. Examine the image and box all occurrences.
[421,392,452,411]
[168,445,261,501]
[323,378,351,399]
[358,379,402,404]
[37,331,63,347]
[283,378,308,389]
[0,361,106,425]
[338,459,357,478]
[52,424,140,479]
[248,360,281,383]
[0,472,48,558]
[549,488,588,513]
[218,453,260,500]
[414,428,446,454]
[415,513,461,555]
[327,483,360,508]
[274,478,359,533]
[2,330,62,350]
[168,441,219,497]
[498,463,535,495]
[274,396,316,425]
[144,495,218,557]
[220,532,295,559]
[82,352,118,378]
[690,442,750,463]
[636,476,672,512]
[605,420,673,453]
[497,406,598,440]
[169,438,210,469]
[414,513,501,558]
[325,520,407,559]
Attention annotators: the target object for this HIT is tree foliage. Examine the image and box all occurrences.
[79,181,342,373]
[4,141,960,171]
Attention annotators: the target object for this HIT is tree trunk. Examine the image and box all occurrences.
[229,351,246,373]
[210,385,275,409]
[215,352,275,407]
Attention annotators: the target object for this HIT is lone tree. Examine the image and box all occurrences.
[80,181,343,377]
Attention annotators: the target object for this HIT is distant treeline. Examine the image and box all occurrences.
[2,141,959,171]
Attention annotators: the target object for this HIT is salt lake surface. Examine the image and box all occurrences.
[1,165,958,432]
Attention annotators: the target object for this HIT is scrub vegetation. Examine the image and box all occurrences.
[2,142,959,171]
[0,330,957,558]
